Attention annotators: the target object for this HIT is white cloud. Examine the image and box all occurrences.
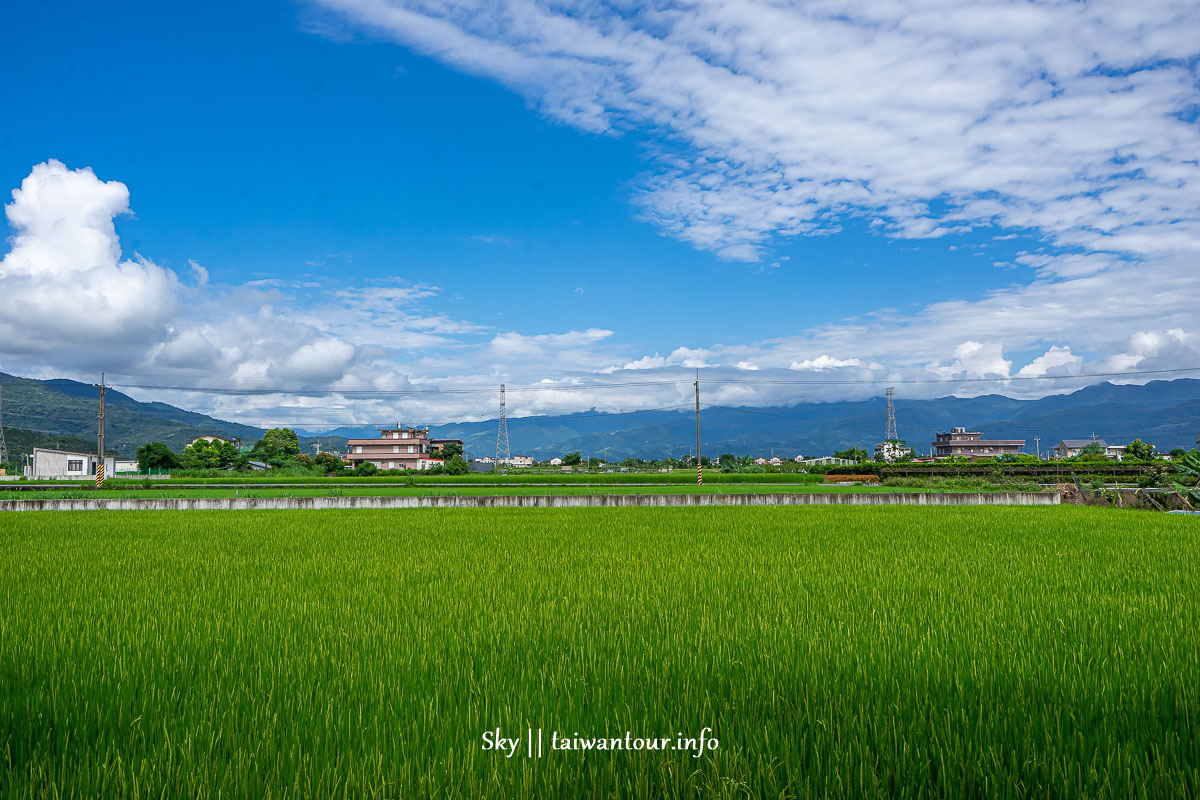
[790,355,867,371]
[1016,345,1083,378]
[302,0,1200,418]
[0,160,180,353]
[315,0,1200,262]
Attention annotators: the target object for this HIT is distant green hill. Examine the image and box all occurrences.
[0,372,264,458]
[0,426,105,467]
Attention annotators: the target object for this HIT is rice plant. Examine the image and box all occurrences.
[1,507,1197,798]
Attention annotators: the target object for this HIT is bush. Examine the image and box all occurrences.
[354,461,378,477]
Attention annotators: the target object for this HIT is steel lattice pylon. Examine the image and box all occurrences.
[495,384,510,464]
[0,386,8,466]
[884,386,898,441]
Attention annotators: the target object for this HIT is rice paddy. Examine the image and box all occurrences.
[1,506,1198,798]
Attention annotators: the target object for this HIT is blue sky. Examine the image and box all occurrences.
[2,1,1198,427]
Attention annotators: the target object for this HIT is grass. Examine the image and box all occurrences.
[1,507,1197,798]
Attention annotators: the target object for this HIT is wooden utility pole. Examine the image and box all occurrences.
[95,372,107,487]
[694,369,703,486]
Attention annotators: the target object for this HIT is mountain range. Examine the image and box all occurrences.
[303,379,1200,460]
[2,371,1196,462]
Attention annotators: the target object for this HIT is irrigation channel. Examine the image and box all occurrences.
[1,491,1060,511]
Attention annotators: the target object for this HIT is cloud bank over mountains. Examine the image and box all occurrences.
[2,0,1199,428]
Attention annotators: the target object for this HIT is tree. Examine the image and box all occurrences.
[1170,448,1186,458]
[1078,441,1106,459]
[1123,439,1155,461]
[255,428,301,461]
[562,452,582,466]
[718,453,736,468]
[833,447,870,463]
[179,438,242,470]
[137,442,179,472]
[180,439,221,470]
[437,441,463,460]
[313,452,346,474]
[354,460,378,476]
[443,454,469,475]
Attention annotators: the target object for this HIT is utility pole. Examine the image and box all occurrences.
[694,369,703,486]
[95,372,107,487]
[1034,436,1041,459]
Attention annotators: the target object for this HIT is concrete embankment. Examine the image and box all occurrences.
[0,492,1059,512]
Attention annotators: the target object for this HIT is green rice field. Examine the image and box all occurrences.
[2,506,1198,798]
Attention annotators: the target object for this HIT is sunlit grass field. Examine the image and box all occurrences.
[2,507,1197,798]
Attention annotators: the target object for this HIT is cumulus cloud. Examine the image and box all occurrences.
[0,160,179,353]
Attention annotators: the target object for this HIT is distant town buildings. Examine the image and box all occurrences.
[932,428,1025,458]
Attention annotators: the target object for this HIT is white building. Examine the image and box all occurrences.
[504,455,535,468]
[549,457,563,466]
[874,440,912,462]
[795,456,857,467]
[29,448,116,479]
[1049,438,1139,460]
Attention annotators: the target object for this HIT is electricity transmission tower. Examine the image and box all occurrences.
[884,387,898,441]
[0,386,8,466]
[495,384,510,464]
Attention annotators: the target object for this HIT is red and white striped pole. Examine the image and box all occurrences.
[694,370,703,486]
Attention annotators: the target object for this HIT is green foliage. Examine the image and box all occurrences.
[136,442,179,472]
[1078,441,1106,458]
[442,454,469,476]
[179,439,239,470]
[2,507,1198,797]
[254,428,301,463]
[436,441,463,460]
[313,452,347,474]
[561,452,582,466]
[833,447,870,463]
[1171,449,1200,506]
[353,460,378,477]
[1123,438,1156,461]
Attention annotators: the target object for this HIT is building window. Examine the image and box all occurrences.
[393,445,399,453]
[355,446,362,454]
[67,459,83,471]
[401,432,409,439]
[408,445,415,453]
